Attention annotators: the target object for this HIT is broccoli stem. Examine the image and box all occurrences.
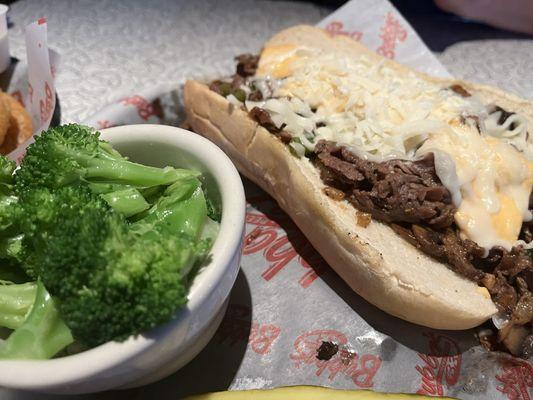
[0,281,37,329]
[134,177,208,239]
[88,183,152,217]
[0,280,73,360]
[98,141,126,160]
[65,143,200,187]
[101,188,150,217]
[85,159,191,186]
[139,185,165,205]
[86,182,133,194]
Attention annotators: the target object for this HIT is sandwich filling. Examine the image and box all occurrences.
[209,49,533,358]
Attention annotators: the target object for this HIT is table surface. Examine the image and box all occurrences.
[7,0,533,124]
[2,1,533,399]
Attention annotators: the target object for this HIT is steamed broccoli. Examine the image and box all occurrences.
[100,187,150,217]
[15,124,199,215]
[0,281,37,329]
[0,280,73,360]
[0,156,23,264]
[0,156,15,192]
[20,186,211,347]
[0,124,218,357]
[132,176,208,237]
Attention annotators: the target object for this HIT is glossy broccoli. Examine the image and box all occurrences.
[0,281,37,329]
[133,176,208,237]
[0,156,15,190]
[15,124,199,216]
[21,186,211,347]
[0,156,23,263]
[0,197,22,262]
[0,280,73,360]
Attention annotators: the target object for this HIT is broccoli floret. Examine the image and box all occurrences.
[0,193,22,262]
[0,194,20,241]
[0,281,37,329]
[15,124,199,215]
[0,155,17,229]
[0,156,15,190]
[0,155,24,264]
[0,280,73,360]
[21,186,210,347]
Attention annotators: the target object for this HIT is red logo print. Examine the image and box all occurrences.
[325,21,363,41]
[39,81,53,123]
[244,196,327,288]
[496,358,533,400]
[119,95,157,121]
[217,304,281,356]
[376,12,407,59]
[290,329,382,388]
[249,322,281,355]
[28,83,34,105]
[9,91,24,107]
[416,333,462,396]
[97,120,116,129]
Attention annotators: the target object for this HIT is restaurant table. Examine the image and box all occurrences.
[2,1,533,399]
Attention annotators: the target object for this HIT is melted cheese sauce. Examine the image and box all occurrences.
[419,126,532,250]
[248,45,533,251]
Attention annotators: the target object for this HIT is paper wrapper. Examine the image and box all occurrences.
[4,18,57,162]
[81,1,531,399]
[317,0,451,78]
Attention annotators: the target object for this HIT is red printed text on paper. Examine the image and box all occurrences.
[416,332,462,396]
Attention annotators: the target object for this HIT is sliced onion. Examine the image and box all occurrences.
[430,149,462,206]
[492,312,511,330]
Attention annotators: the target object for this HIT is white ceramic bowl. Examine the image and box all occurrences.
[0,124,246,394]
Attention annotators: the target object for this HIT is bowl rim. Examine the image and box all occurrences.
[0,124,246,388]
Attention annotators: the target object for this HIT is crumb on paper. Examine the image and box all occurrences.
[316,341,339,360]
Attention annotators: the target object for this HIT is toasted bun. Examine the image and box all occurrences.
[184,25,505,329]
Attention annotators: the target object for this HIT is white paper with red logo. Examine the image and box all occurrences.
[318,0,451,78]
[78,1,531,399]
[6,18,57,163]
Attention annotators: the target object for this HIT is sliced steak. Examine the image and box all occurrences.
[450,84,471,97]
[313,140,532,357]
[315,140,455,229]
[249,107,279,132]
[235,54,259,78]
